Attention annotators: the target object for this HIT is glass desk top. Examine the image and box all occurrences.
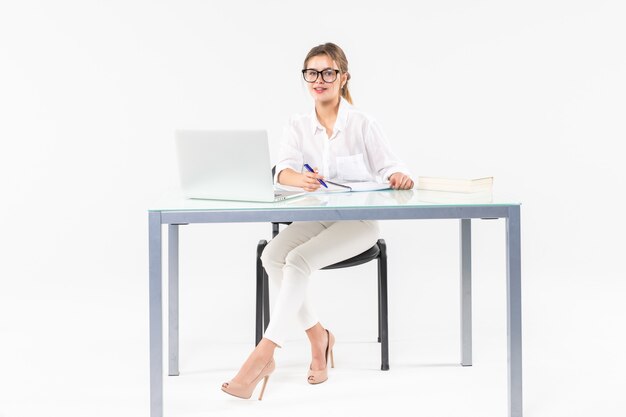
[149,189,519,212]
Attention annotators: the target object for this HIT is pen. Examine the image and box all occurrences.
[303,163,328,188]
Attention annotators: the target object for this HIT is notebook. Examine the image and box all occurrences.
[175,130,306,202]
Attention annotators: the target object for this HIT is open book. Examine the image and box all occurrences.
[276,180,391,194]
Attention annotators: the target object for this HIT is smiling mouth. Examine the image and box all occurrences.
[314,87,327,92]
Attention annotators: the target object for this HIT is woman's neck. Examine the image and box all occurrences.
[315,98,340,134]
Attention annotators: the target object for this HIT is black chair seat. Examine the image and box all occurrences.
[322,245,380,270]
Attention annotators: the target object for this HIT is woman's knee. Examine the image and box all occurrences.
[260,239,285,270]
[284,248,313,276]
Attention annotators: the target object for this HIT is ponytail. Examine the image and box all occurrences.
[341,72,353,104]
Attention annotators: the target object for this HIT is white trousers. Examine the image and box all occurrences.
[261,220,380,347]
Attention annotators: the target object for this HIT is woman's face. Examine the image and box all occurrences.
[304,54,347,105]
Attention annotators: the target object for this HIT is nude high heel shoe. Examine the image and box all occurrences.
[307,329,335,384]
[221,358,275,400]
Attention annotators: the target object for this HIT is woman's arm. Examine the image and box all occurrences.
[364,120,414,189]
[277,167,325,192]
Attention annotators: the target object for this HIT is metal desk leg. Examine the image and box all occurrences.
[460,219,472,366]
[506,206,523,417]
[168,224,180,376]
[149,212,163,417]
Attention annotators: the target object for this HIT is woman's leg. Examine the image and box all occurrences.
[225,222,327,387]
[224,220,379,389]
[265,220,380,370]
[261,222,329,343]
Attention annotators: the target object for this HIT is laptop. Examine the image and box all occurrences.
[175,130,306,202]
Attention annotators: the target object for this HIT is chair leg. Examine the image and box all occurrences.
[256,240,267,346]
[257,222,282,341]
[377,264,382,343]
[263,269,270,332]
[377,239,389,371]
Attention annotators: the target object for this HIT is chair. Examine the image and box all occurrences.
[254,169,390,370]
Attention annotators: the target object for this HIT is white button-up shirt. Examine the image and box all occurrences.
[274,97,411,184]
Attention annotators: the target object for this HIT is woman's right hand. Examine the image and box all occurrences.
[300,167,324,192]
[277,167,324,192]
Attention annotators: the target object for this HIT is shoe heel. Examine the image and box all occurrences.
[330,349,335,368]
[258,375,270,400]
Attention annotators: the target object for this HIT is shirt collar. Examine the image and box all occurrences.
[310,96,351,136]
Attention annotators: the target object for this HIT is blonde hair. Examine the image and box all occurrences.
[303,42,353,104]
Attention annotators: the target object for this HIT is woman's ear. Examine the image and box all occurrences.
[342,72,349,87]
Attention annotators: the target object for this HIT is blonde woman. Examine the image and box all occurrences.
[221,42,414,400]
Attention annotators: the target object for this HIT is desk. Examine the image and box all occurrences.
[148,190,522,417]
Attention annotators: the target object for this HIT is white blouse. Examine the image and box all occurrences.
[274,97,411,184]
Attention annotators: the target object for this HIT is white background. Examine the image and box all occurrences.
[1,1,625,416]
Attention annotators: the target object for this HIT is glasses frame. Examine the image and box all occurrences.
[301,68,341,83]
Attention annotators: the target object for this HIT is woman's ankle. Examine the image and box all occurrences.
[305,322,326,341]
[254,338,277,361]
[306,324,329,354]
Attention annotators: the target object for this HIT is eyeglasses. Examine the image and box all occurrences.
[302,68,340,83]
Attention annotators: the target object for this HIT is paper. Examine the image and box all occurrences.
[276,180,390,194]
[336,181,391,192]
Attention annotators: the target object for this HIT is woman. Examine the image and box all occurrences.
[221,42,414,400]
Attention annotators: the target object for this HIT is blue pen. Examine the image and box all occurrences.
[303,163,328,188]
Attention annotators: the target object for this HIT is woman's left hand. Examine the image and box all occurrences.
[388,172,414,190]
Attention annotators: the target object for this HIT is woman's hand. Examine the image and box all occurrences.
[300,167,324,192]
[389,172,414,190]
[277,167,324,191]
